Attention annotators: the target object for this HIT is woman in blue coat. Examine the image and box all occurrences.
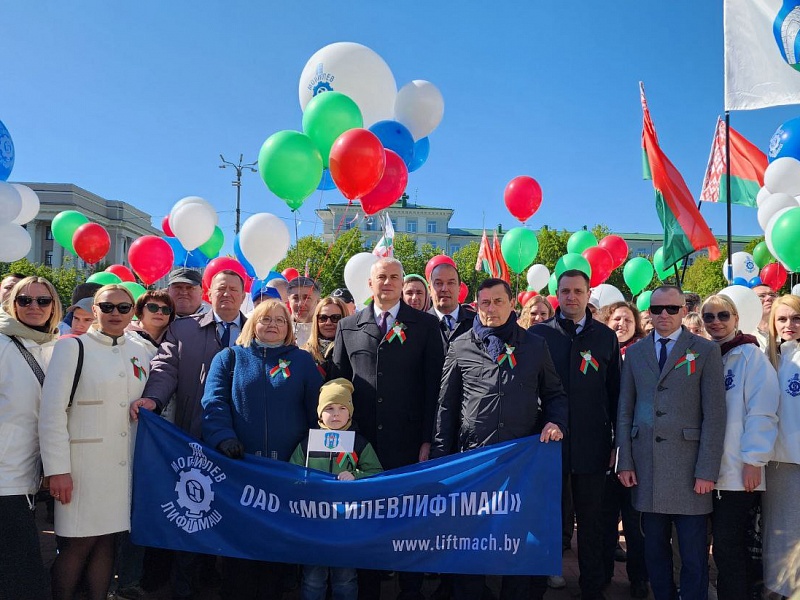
[201,299,322,599]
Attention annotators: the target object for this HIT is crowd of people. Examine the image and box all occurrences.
[1,260,799,600]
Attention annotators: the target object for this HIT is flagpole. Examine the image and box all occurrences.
[725,112,733,281]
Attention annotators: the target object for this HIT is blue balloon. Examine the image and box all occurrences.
[233,234,257,278]
[185,249,209,268]
[732,277,749,287]
[768,116,800,162]
[163,237,187,267]
[317,169,336,191]
[748,276,763,288]
[0,119,15,181]
[262,270,286,284]
[408,137,430,173]
[368,120,414,167]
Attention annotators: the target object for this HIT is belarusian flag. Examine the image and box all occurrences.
[640,83,720,267]
[699,117,767,207]
[475,230,497,276]
[492,231,511,282]
[372,213,395,258]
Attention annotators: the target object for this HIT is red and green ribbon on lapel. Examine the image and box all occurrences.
[674,350,699,375]
[269,359,292,379]
[579,350,599,375]
[497,344,517,369]
[385,322,407,344]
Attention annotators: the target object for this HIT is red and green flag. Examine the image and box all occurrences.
[475,230,497,277]
[698,117,766,208]
[492,231,511,283]
[640,83,720,268]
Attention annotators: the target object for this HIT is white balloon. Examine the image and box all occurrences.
[792,283,800,296]
[722,252,759,282]
[10,184,39,225]
[239,213,290,279]
[757,192,799,230]
[756,186,772,207]
[298,42,397,127]
[0,222,31,262]
[344,252,378,307]
[765,206,796,260]
[590,284,625,307]
[170,203,216,251]
[718,285,763,335]
[526,264,550,292]
[764,157,800,196]
[394,80,445,141]
[0,181,22,223]
[169,196,218,227]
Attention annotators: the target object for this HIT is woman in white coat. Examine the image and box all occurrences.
[39,284,152,600]
[701,294,779,600]
[764,294,800,599]
[0,276,62,600]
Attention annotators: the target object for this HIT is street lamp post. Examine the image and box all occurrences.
[219,154,257,234]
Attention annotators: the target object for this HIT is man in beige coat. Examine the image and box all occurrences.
[616,285,726,600]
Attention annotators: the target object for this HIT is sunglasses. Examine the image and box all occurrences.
[145,303,173,315]
[317,314,343,323]
[649,305,684,315]
[702,311,732,324]
[15,296,54,308]
[96,302,133,314]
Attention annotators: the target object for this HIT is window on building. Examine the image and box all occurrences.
[450,244,461,254]
[391,218,398,230]
[46,227,54,241]
[407,219,417,233]
[427,221,437,234]
[343,220,353,231]
[45,252,53,267]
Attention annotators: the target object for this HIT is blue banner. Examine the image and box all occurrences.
[131,410,561,575]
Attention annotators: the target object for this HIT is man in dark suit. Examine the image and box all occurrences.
[330,257,444,600]
[428,262,475,349]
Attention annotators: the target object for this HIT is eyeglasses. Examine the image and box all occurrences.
[317,314,343,323]
[258,316,287,326]
[15,296,53,308]
[649,305,684,315]
[702,311,732,324]
[145,303,173,315]
[96,302,133,314]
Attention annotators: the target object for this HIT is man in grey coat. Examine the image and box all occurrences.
[616,285,726,600]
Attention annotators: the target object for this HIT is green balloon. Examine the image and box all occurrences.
[198,226,224,259]
[623,256,655,296]
[636,290,653,312]
[302,92,363,168]
[86,272,122,285]
[500,227,539,273]
[120,281,147,301]
[566,230,598,255]
[555,253,592,279]
[653,246,683,281]
[258,130,323,210]
[51,210,89,255]
[771,207,800,271]
[752,241,775,268]
[548,273,558,296]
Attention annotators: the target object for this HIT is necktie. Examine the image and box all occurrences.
[658,338,669,371]
[378,312,389,337]
[220,322,232,348]
[442,314,453,332]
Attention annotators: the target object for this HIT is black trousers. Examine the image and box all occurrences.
[601,473,648,583]
[221,557,286,600]
[357,570,423,600]
[568,472,607,600]
[453,575,547,600]
[712,490,761,600]
[0,495,48,600]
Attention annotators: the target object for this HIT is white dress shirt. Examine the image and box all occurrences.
[373,302,401,332]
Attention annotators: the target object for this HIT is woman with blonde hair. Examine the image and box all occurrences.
[0,276,62,599]
[519,295,554,329]
[682,312,705,337]
[700,293,779,599]
[201,298,322,598]
[763,294,800,599]
[303,296,348,377]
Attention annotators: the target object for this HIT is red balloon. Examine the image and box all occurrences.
[458,282,469,304]
[504,176,543,223]
[161,215,174,237]
[202,257,248,291]
[582,246,615,287]
[547,295,559,311]
[72,223,110,265]
[105,264,136,282]
[517,291,537,307]
[282,268,300,281]
[360,150,409,216]
[128,236,173,285]
[598,235,629,269]
[425,255,456,282]
[760,262,788,291]
[244,276,254,293]
[329,129,386,200]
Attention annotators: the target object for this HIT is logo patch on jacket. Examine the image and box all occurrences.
[724,369,735,391]
[787,373,800,397]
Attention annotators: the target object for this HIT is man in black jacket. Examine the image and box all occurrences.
[431,278,568,600]
[427,262,475,349]
[531,269,621,600]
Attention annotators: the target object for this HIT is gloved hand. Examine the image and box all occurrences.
[217,438,244,459]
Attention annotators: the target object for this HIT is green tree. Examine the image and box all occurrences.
[392,234,425,277]
[535,225,570,272]
[0,257,86,308]
[682,246,729,298]
[453,242,487,302]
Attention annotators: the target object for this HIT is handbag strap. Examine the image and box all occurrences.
[9,335,45,387]
[68,337,84,409]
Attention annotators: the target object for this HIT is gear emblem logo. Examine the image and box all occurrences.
[161,443,225,533]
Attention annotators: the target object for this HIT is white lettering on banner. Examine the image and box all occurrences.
[164,443,227,534]
[390,533,521,555]
[239,486,280,512]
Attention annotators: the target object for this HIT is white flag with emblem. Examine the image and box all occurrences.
[725,0,800,110]
[372,214,395,258]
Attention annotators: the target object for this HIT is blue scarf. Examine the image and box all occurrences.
[473,312,519,361]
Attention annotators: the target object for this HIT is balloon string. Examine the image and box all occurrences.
[312,201,356,284]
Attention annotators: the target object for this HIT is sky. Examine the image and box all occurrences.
[3,1,800,253]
